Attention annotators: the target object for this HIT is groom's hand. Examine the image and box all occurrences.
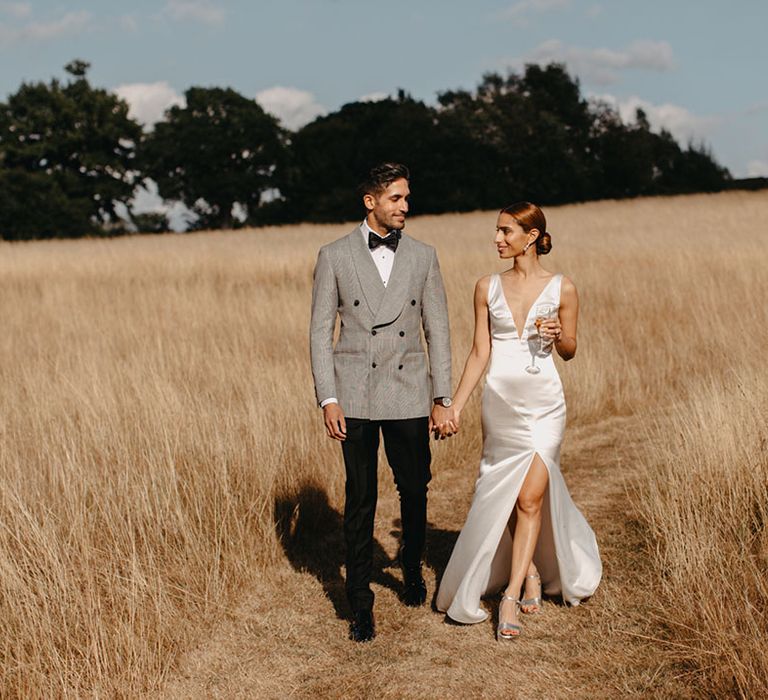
[323,403,347,441]
[430,405,456,440]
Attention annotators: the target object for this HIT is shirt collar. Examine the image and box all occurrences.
[362,218,386,240]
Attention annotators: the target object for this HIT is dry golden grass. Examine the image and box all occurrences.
[0,190,766,698]
[639,369,768,696]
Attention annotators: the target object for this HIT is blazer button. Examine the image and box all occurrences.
[399,331,405,337]
[398,364,403,370]
[371,330,377,336]
[372,362,377,368]
[354,300,360,306]
[411,299,416,305]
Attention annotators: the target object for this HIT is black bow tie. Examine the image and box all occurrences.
[368,230,401,252]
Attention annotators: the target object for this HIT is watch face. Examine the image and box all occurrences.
[441,397,452,407]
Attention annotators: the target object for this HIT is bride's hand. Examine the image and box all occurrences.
[539,319,562,343]
[451,406,462,432]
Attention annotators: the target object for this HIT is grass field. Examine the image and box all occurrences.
[1,190,766,698]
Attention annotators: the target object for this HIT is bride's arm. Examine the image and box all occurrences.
[451,275,492,422]
[553,276,578,360]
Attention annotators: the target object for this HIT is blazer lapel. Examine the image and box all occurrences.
[348,225,385,316]
[374,234,413,327]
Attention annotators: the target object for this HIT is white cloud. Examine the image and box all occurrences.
[745,100,768,116]
[516,39,675,84]
[747,160,768,177]
[114,81,185,127]
[255,86,327,131]
[359,92,389,103]
[594,93,719,143]
[119,14,138,31]
[500,0,570,26]
[0,2,31,19]
[165,0,225,25]
[0,10,91,44]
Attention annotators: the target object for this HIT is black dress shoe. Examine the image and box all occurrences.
[399,545,427,607]
[402,572,427,607]
[349,609,375,642]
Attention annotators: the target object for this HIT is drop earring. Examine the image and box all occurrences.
[522,241,532,253]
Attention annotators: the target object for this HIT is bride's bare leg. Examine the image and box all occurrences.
[499,455,549,633]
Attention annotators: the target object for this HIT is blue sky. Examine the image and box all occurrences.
[1,0,767,180]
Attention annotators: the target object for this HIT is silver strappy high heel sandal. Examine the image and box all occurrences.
[520,572,542,614]
[496,592,522,641]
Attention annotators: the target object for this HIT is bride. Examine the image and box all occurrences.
[435,201,601,640]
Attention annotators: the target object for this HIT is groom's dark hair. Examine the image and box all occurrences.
[358,162,410,198]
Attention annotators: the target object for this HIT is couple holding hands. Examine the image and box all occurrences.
[310,162,601,643]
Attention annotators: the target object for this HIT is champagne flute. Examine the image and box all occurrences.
[535,303,557,354]
[525,303,556,374]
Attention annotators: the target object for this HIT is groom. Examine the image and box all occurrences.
[310,162,454,642]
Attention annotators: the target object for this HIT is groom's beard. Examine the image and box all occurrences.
[370,213,406,233]
[385,216,406,231]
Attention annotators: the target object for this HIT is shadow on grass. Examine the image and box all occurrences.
[425,521,460,585]
[387,517,460,610]
[274,483,402,621]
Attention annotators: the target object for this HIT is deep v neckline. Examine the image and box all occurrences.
[497,273,557,341]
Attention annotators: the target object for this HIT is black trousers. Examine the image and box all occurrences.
[340,416,431,613]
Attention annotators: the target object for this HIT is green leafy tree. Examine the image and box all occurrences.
[1,60,731,237]
[279,92,469,222]
[280,63,729,222]
[589,106,730,198]
[436,80,520,210]
[0,60,142,240]
[660,140,731,194]
[437,64,599,206]
[140,87,285,230]
[589,105,659,197]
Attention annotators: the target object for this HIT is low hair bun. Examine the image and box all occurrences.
[536,231,552,255]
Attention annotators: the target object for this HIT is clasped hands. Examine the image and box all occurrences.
[323,403,461,442]
[429,404,460,441]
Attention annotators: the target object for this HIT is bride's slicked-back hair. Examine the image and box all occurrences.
[500,201,552,255]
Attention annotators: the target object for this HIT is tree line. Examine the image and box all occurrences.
[0,60,731,240]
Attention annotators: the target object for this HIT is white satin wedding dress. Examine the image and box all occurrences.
[436,273,601,624]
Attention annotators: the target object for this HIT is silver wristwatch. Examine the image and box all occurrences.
[435,397,453,408]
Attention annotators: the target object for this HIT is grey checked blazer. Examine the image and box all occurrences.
[310,225,452,420]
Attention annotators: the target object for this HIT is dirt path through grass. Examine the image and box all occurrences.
[160,414,689,699]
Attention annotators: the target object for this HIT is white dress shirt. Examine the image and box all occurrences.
[320,221,398,408]
[361,219,396,286]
